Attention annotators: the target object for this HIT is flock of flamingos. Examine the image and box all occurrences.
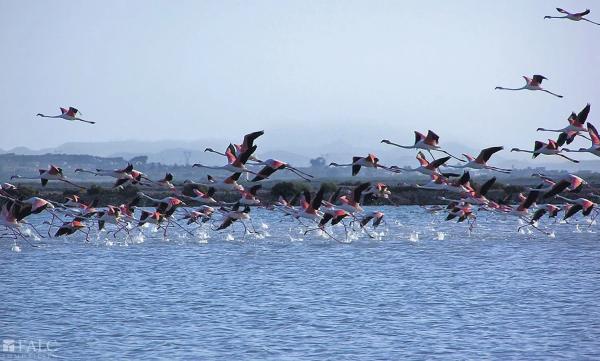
[2,7,600,248]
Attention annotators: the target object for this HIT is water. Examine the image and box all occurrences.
[1,206,600,360]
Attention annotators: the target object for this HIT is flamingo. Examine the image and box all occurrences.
[446,203,475,224]
[193,145,258,175]
[54,218,88,238]
[381,130,465,161]
[250,159,314,182]
[185,173,244,192]
[137,192,185,217]
[204,130,264,161]
[180,206,215,225]
[557,196,596,220]
[329,154,393,176]
[516,204,557,235]
[536,174,586,199]
[416,172,471,193]
[214,204,253,232]
[537,104,591,144]
[564,123,600,157]
[448,146,511,173]
[510,139,579,163]
[236,185,262,206]
[11,165,86,189]
[294,187,326,222]
[359,211,385,228]
[154,173,175,190]
[181,188,218,205]
[336,183,371,215]
[505,190,540,218]
[362,183,392,200]
[544,8,600,25]
[495,75,563,98]
[137,210,166,227]
[37,107,95,124]
[394,152,451,176]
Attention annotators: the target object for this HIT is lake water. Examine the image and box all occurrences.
[1,206,599,360]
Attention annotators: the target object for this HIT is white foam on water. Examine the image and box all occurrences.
[548,231,556,238]
[574,225,582,233]
[288,234,303,242]
[409,231,419,242]
[261,223,269,229]
[131,233,145,244]
[11,244,21,253]
[436,232,445,240]
[226,233,235,241]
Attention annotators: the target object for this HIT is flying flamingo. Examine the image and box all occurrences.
[180,188,218,205]
[393,152,451,176]
[557,196,596,221]
[510,139,579,163]
[544,8,600,25]
[204,130,264,161]
[137,192,186,217]
[495,75,563,98]
[250,159,314,182]
[11,165,86,189]
[448,146,511,173]
[36,107,95,124]
[185,173,244,192]
[336,182,371,215]
[563,123,600,157]
[213,204,254,233]
[537,104,591,144]
[193,145,258,175]
[75,164,134,178]
[54,218,89,240]
[180,206,215,225]
[329,154,393,176]
[381,130,465,161]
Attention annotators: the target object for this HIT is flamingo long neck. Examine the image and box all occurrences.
[499,86,526,91]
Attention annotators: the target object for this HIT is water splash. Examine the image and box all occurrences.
[409,231,419,242]
[11,244,21,253]
[436,232,445,240]
[226,234,235,241]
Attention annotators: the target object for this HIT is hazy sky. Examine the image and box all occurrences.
[1,1,599,161]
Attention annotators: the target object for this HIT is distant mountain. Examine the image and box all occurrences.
[3,139,600,171]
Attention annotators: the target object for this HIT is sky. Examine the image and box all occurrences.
[0,0,599,163]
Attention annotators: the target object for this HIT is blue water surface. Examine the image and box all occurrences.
[1,206,599,360]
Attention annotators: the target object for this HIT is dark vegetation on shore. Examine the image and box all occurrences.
[9,178,596,208]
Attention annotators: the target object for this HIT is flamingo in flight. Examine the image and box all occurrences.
[511,139,579,163]
[544,8,600,25]
[185,173,244,192]
[448,146,511,173]
[392,152,452,176]
[11,165,86,189]
[329,154,393,176]
[381,130,465,161]
[564,123,600,157]
[213,203,253,232]
[204,130,264,161]
[36,107,95,124]
[250,159,314,182]
[193,145,258,175]
[537,104,591,144]
[557,196,596,221]
[495,75,563,98]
